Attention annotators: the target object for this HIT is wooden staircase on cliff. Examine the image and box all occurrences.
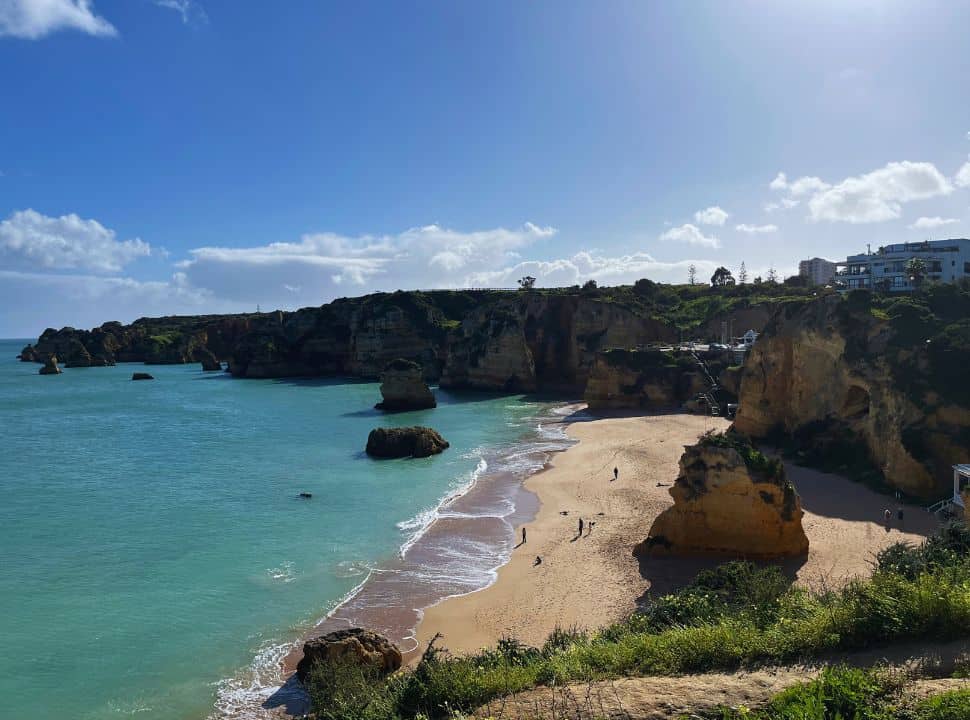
[690,351,721,416]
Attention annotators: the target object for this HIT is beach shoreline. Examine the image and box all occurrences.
[413,411,940,660]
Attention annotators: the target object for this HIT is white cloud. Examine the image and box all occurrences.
[658,223,721,249]
[0,0,116,39]
[735,223,778,234]
[152,0,207,26]
[466,252,719,289]
[769,161,955,223]
[908,216,959,230]
[0,209,150,273]
[176,222,560,303]
[955,158,970,188]
[0,269,222,337]
[693,206,729,226]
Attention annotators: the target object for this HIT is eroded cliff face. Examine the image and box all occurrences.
[639,442,808,558]
[734,295,968,498]
[584,349,708,410]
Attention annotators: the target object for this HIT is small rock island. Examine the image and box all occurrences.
[365,426,449,458]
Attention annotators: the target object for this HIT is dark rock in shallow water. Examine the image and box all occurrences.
[296,628,402,685]
[196,347,222,371]
[131,372,154,381]
[39,355,62,375]
[18,344,39,362]
[365,426,449,458]
[375,358,436,411]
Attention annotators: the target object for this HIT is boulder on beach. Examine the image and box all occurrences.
[365,426,449,458]
[39,355,62,375]
[131,372,155,381]
[637,432,808,559]
[296,628,402,685]
[375,358,436,411]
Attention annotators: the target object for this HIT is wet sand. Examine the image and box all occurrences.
[414,412,938,658]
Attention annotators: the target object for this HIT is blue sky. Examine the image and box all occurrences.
[1,0,969,337]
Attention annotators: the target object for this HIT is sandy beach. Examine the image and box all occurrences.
[414,411,939,659]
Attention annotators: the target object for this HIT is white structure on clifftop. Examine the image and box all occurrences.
[837,238,970,292]
[798,257,837,286]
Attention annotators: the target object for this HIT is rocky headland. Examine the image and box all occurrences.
[734,288,970,497]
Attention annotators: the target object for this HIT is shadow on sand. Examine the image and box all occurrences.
[634,552,808,607]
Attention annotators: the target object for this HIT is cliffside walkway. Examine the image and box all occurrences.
[472,638,970,719]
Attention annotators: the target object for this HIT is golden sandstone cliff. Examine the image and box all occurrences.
[733,292,970,498]
[639,435,809,559]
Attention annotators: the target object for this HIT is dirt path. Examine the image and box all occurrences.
[471,638,970,719]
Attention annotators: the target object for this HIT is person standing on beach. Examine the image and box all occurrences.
[578,517,584,536]
[613,466,618,481]
[522,527,527,545]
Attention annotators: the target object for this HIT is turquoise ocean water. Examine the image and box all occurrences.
[0,339,572,720]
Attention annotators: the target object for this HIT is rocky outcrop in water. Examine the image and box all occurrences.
[296,628,402,684]
[39,355,62,375]
[733,291,970,497]
[375,359,436,411]
[132,372,154,381]
[365,426,449,458]
[638,435,808,558]
[196,347,222,371]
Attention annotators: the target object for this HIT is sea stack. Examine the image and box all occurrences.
[375,358,436,411]
[131,372,155,381]
[365,426,449,458]
[638,432,808,559]
[39,355,62,375]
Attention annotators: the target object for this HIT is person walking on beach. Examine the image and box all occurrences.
[578,517,584,536]
[613,466,618,482]
[522,527,527,545]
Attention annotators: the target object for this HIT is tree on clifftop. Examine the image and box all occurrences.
[517,276,536,290]
[711,267,736,287]
[688,264,697,285]
[738,261,748,284]
[907,257,927,289]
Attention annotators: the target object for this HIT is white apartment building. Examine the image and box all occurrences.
[798,257,837,286]
[837,238,970,292]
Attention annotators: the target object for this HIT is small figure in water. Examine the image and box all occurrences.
[522,527,527,545]
[578,517,584,536]
[613,466,618,481]
[533,556,542,566]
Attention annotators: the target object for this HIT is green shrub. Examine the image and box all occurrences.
[912,688,970,720]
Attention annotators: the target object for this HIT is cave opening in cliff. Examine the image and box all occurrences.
[841,385,871,419]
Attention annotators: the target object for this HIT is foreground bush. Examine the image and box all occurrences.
[304,526,970,720]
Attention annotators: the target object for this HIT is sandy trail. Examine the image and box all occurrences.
[415,412,939,659]
[470,638,970,719]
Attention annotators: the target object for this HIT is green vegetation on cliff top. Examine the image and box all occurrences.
[305,522,970,720]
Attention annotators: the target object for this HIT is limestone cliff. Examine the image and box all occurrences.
[734,292,969,497]
[639,436,808,558]
[584,349,708,410]
[21,284,802,391]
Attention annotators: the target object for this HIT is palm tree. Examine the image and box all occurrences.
[906,257,927,289]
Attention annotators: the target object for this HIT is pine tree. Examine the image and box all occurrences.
[688,264,697,285]
[738,261,748,284]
